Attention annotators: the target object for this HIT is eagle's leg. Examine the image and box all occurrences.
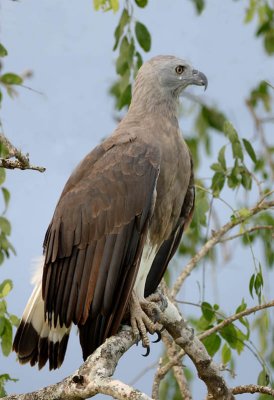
[129,291,164,354]
[129,291,159,353]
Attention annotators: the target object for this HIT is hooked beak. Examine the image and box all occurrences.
[191,69,208,90]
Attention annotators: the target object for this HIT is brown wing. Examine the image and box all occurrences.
[42,138,160,359]
[144,157,195,297]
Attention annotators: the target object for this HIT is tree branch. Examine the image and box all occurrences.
[161,332,192,400]
[170,198,274,299]
[4,327,151,400]
[5,295,236,400]
[219,225,274,243]
[199,299,274,341]
[152,298,274,390]
[232,384,274,396]
[157,298,235,400]
[0,134,45,172]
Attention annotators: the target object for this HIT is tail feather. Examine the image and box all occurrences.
[13,270,71,370]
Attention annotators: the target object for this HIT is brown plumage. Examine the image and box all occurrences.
[13,55,207,369]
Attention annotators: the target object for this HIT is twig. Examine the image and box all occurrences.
[153,298,274,387]
[152,330,192,400]
[0,134,45,173]
[170,199,274,299]
[246,99,274,180]
[198,300,274,341]
[161,332,192,400]
[219,225,274,243]
[232,384,274,396]
[129,361,158,386]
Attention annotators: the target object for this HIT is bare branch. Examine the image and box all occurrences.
[219,225,274,243]
[171,199,274,299]
[162,332,192,400]
[4,293,236,400]
[0,134,45,173]
[157,298,235,400]
[4,327,152,400]
[232,384,274,396]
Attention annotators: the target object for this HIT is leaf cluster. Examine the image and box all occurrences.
[245,0,274,55]
[0,43,24,103]
[110,4,151,110]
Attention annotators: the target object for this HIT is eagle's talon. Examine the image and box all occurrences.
[152,329,162,343]
[142,345,150,357]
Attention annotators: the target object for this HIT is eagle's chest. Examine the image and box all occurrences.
[134,136,191,299]
[149,136,191,245]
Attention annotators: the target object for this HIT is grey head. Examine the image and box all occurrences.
[148,55,207,94]
[130,55,207,115]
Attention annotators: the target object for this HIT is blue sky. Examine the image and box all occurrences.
[1,0,274,398]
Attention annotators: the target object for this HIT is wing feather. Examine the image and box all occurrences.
[42,139,160,359]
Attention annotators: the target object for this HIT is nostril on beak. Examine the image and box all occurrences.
[192,69,198,75]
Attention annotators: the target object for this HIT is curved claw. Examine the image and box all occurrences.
[142,345,150,357]
[152,330,162,343]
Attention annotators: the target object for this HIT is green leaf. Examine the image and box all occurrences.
[2,188,10,211]
[211,163,224,172]
[202,333,221,356]
[193,187,209,227]
[135,0,148,7]
[218,145,227,170]
[0,317,5,336]
[118,84,131,109]
[211,171,226,196]
[110,0,119,12]
[249,273,255,298]
[241,169,252,190]
[0,168,5,186]
[192,0,205,14]
[257,368,270,386]
[1,318,12,356]
[9,314,20,327]
[0,44,8,57]
[265,29,274,55]
[223,120,238,144]
[221,343,232,364]
[236,299,247,314]
[220,324,238,349]
[135,51,143,71]
[0,280,13,298]
[201,302,215,322]
[201,106,226,132]
[113,8,130,50]
[249,81,271,112]
[135,21,151,52]
[242,138,257,163]
[0,144,9,158]
[0,217,11,235]
[244,0,256,23]
[0,73,23,85]
[0,300,7,315]
[254,268,264,303]
[116,36,134,76]
[232,140,243,161]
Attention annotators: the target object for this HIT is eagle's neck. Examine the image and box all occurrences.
[128,75,179,119]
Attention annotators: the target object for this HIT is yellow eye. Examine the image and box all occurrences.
[175,65,186,75]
